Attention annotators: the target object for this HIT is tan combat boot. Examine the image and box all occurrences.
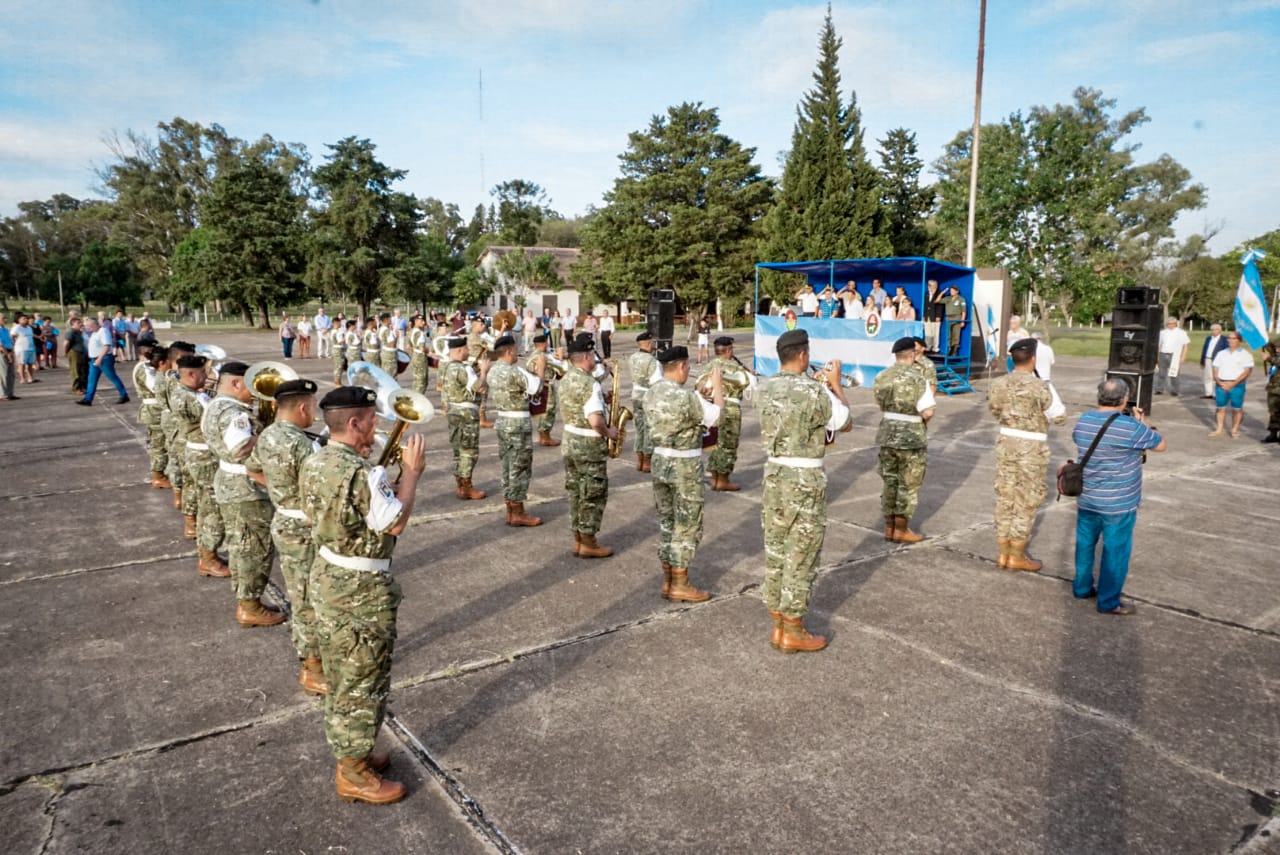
[335,757,405,805]
[636,452,646,471]
[893,516,924,543]
[576,533,613,559]
[712,473,741,492]
[479,410,494,429]
[172,486,183,510]
[884,516,896,541]
[778,616,828,654]
[1006,541,1043,572]
[299,658,327,696]
[639,454,651,473]
[537,431,560,447]
[197,548,230,578]
[572,530,582,556]
[768,611,785,650]
[667,569,710,603]
[236,598,286,627]
[151,470,172,489]
[183,514,197,539]
[661,563,673,598]
[505,501,542,527]
[455,477,486,500]
[996,538,1012,569]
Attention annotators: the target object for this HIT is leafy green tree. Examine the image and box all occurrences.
[492,179,552,246]
[75,241,142,312]
[385,233,463,311]
[0,195,113,305]
[538,213,592,248]
[576,102,773,325]
[452,265,497,307]
[420,197,468,255]
[493,248,563,310]
[306,137,422,319]
[758,6,888,303]
[877,128,933,256]
[169,227,220,308]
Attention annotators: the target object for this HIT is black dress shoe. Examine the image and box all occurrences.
[1074,589,1098,600]
[115,395,130,404]
[1101,603,1136,616]
[75,400,92,406]
[4,395,20,401]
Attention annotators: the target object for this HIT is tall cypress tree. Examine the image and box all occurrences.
[759,6,888,303]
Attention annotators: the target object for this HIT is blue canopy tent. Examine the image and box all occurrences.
[754,256,976,393]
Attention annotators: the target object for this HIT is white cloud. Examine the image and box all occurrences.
[1140,30,1253,63]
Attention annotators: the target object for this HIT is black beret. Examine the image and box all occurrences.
[169,340,196,353]
[1009,337,1038,355]
[635,331,653,342]
[657,345,689,364]
[777,329,808,350]
[892,337,916,354]
[319,386,377,410]
[714,336,734,347]
[379,312,391,320]
[493,334,516,349]
[176,355,207,370]
[274,378,318,400]
[533,333,549,344]
[447,337,467,349]
[912,337,928,348]
[219,361,250,377]
[567,336,595,354]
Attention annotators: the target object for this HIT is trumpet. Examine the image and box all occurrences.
[244,360,299,425]
[347,361,434,473]
[809,361,860,389]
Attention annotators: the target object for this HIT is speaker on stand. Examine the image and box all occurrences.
[647,289,676,350]
[1106,287,1161,414]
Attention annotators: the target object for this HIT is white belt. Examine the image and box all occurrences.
[219,460,248,475]
[882,412,923,423]
[319,545,390,573]
[449,402,479,410]
[632,385,649,395]
[564,425,602,438]
[142,397,158,404]
[1000,427,1048,442]
[186,441,209,451]
[768,456,823,469]
[275,507,307,521]
[725,397,742,405]
[653,446,702,458]
[497,410,530,419]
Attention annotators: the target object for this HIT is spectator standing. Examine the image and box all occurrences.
[696,319,710,363]
[598,309,615,359]
[392,308,408,348]
[869,279,889,311]
[794,284,819,318]
[76,318,130,405]
[817,286,839,319]
[1155,317,1190,396]
[561,308,577,341]
[65,317,88,393]
[11,313,37,384]
[898,297,916,322]
[1199,323,1228,398]
[125,313,140,361]
[1071,378,1167,615]
[0,313,16,400]
[1209,332,1253,438]
[112,311,128,360]
[548,310,562,350]
[314,308,332,358]
[296,316,313,358]
[1030,333,1056,381]
[839,282,862,319]
[521,310,538,355]
[280,314,296,359]
[581,312,598,349]
[136,318,157,350]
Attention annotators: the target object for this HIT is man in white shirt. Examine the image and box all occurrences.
[1210,332,1253,438]
[1155,317,1191,396]
[314,309,332,358]
[76,319,130,405]
[794,285,819,318]
[598,309,615,359]
[1030,333,1055,381]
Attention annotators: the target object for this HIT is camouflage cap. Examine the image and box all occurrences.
[319,386,377,410]
[274,378,318,400]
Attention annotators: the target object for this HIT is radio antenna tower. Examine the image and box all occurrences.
[478,68,486,198]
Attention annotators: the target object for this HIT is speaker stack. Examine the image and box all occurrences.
[1106,287,1162,413]
[647,289,676,349]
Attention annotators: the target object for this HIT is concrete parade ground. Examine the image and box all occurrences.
[1,329,1277,855]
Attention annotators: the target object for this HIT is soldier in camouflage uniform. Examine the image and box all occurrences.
[300,385,426,805]
[911,337,938,390]
[873,338,937,543]
[134,345,172,489]
[407,315,429,395]
[756,329,852,652]
[331,322,350,386]
[441,336,488,499]
[467,317,495,428]
[528,334,562,446]
[702,336,755,492]
[628,331,660,471]
[343,321,362,380]
[1263,337,1280,444]
[487,334,546,526]
[250,377,325,691]
[559,334,619,558]
[360,318,380,367]
[988,338,1067,571]
[377,313,399,376]
[646,345,722,601]
[203,361,285,627]
[156,342,196,512]
[171,354,230,577]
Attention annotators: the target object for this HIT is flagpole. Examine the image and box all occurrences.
[964,0,987,269]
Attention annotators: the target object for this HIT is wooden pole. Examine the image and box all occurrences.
[964,0,987,269]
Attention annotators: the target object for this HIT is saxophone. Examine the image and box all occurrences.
[606,359,633,458]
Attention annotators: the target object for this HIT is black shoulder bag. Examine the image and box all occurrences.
[1057,412,1120,500]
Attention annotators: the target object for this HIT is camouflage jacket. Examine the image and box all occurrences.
[153,370,178,415]
[250,420,318,515]
[378,325,397,350]
[408,327,428,357]
[171,383,213,458]
[203,396,268,503]
[441,359,479,405]
[361,327,381,355]
[756,370,849,460]
[133,363,160,424]
[558,364,602,433]
[629,350,659,400]
[874,362,928,449]
[467,331,487,361]
[344,330,362,357]
[1266,348,1280,391]
[697,356,752,405]
[300,441,396,560]
[647,378,715,451]
[488,360,539,413]
[988,370,1063,433]
[912,356,938,387]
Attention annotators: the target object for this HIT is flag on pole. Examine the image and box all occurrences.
[1235,249,1270,349]
[984,305,998,361]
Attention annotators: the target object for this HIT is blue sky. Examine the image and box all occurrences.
[3,0,1277,255]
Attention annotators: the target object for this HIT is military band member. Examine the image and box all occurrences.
[528,333,562,446]
[135,345,172,489]
[467,317,494,428]
[407,315,429,395]
[249,378,326,691]
[988,338,1066,571]
[646,345,722,601]
[756,329,852,652]
[203,361,284,627]
[911,337,937,390]
[157,341,197,511]
[559,334,618,558]
[300,386,426,805]
[361,318,381,364]
[628,332,660,471]
[488,335,545,526]
[343,320,362,376]
[441,336,488,500]
[874,337,937,543]
[377,312,399,376]
[331,322,350,385]
[703,336,755,492]
[171,354,229,577]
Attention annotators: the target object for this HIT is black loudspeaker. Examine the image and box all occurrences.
[647,289,675,346]
[1116,287,1161,307]
[1106,371,1154,416]
[1109,327,1158,373]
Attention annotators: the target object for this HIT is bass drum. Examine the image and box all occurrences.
[529,387,548,416]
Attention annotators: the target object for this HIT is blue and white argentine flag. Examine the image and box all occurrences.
[1234,249,1270,349]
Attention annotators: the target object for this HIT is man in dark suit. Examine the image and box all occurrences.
[1199,323,1228,399]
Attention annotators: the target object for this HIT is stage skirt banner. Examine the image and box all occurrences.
[754,316,925,385]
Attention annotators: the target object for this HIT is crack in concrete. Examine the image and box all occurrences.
[0,551,197,587]
[35,776,64,855]
[0,481,151,502]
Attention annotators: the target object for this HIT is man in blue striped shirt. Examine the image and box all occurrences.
[1071,378,1167,615]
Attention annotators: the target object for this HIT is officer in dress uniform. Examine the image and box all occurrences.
[487,334,546,526]
[558,333,619,558]
[701,336,755,492]
[755,329,852,652]
[988,338,1067,571]
[528,333,562,446]
[203,361,284,627]
[441,336,488,500]
[944,285,968,355]
[134,345,172,489]
[874,338,937,543]
[408,315,429,395]
[645,345,722,601]
[300,386,426,805]
[171,354,230,577]
[249,378,326,692]
[628,332,660,472]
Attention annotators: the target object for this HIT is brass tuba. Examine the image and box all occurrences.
[347,361,435,472]
[606,358,633,458]
[245,360,299,425]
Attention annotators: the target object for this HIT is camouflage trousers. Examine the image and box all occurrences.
[447,410,480,479]
[223,499,275,600]
[379,350,399,378]
[311,562,401,760]
[345,349,361,375]
[272,515,318,660]
[332,351,347,385]
[563,434,608,535]
[186,452,224,549]
[878,445,927,518]
[651,453,704,569]
[706,402,741,476]
[1269,388,1280,433]
[761,462,827,619]
[410,356,428,395]
[536,386,558,435]
[496,416,534,502]
[162,416,184,489]
[145,420,168,475]
[993,436,1050,542]
[632,396,653,456]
